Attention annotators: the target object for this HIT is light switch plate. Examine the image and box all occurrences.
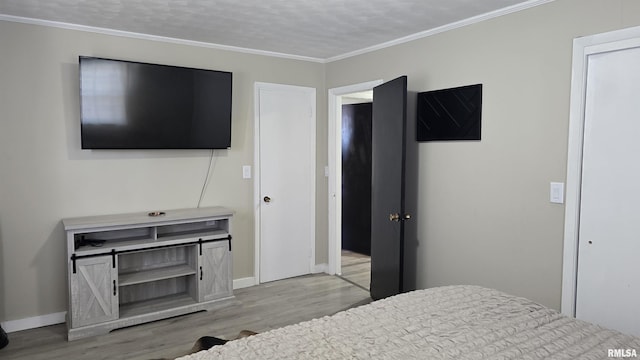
[242,165,251,179]
[550,182,564,204]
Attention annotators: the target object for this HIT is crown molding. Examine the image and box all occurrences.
[0,14,326,63]
[326,0,555,62]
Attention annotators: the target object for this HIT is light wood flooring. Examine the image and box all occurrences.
[0,274,371,360]
[339,250,371,291]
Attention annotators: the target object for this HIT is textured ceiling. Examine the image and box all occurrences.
[0,0,546,61]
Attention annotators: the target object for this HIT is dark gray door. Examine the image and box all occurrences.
[370,76,412,301]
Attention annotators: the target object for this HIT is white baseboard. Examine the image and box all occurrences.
[1,311,66,333]
[1,277,257,333]
[233,276,257,289]
[313,263,328,274]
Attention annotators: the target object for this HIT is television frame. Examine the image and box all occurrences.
[79,56,233,150]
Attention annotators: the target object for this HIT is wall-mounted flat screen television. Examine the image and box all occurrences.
[417,84,482,141]
[79,56,232,149]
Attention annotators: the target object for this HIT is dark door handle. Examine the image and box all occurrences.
[264,196,271,203]
[389,213,411,222]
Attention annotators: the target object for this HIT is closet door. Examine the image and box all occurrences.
[575,43,640,337]
[256,83,315,283]
[69,256,118,328]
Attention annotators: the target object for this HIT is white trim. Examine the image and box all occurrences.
[561,36,587,317]
[327,80,383,276]
[1,311,66,333]
[233,276,257,289]
[561,25,640,317]
[254,82,317,284]
[0,14,324,63]
[313,263,329,274]
[2,1,553,63]
[308,88,318,277]
[253,84,262,285]
[326,0,556,62]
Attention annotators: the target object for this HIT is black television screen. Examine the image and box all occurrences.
[417,84,482,141]
[79,56,232,149]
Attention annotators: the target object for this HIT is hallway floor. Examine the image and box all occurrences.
[340,250,371,291]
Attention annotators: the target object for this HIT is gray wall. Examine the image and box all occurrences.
[327,0,640,309]
[2,0,640,324]
[0,20,325,322]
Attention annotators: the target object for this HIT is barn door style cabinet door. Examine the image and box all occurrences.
[199,240,232,302]
[69,256,118,328]
[63,207,235,341]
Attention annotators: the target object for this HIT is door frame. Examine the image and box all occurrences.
[254,82,316,284]
[561,25,640,317]
[327,80,383,275]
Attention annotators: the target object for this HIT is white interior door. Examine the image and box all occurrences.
[575,44,640,337]
[255,83,315,283]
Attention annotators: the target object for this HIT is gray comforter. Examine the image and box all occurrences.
[177,285,640,359]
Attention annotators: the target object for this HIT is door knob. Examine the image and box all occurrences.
[389,213,411,222]
[263,196,271,203]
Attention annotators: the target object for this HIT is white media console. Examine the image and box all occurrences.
[63,206,234,340]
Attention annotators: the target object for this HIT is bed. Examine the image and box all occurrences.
[176,285,640,359]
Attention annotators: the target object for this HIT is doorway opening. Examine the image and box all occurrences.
[328,80,383,291]
[340,94,372,290]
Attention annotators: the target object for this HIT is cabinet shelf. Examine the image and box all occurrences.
[157,229,229,242]
[119,264,196,287]
[119,293,197,318]
[74,236,155,255]
[73,229,229,256]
